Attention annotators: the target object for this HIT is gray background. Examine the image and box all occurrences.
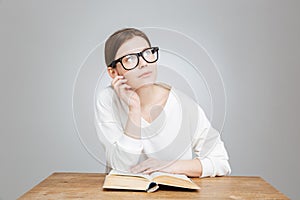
[0,0,299,199]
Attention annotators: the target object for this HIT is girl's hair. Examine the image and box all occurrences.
[104,28,151,67]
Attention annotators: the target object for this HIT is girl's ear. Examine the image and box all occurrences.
[107,67,119,78]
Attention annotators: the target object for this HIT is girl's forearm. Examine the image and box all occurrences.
[170,158,203,177]
[124,106,141,139]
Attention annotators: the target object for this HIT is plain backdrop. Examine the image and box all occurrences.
[0,0,299,199]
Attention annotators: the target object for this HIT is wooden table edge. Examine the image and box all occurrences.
[18,173,290,199]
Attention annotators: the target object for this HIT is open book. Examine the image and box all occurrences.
[103,169,200,193]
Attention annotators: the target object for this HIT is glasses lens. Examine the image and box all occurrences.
[121,54,138,69]
[142,48,158,63]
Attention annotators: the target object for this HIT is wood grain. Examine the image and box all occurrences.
[18,173,289,199]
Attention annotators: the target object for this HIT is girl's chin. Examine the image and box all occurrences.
[130,80,156,90]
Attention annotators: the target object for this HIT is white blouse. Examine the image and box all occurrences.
[94,83,231,177]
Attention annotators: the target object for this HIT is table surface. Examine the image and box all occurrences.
[19,173,289,199]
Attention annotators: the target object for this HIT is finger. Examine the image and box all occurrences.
[131,163,150,174]
[143,168,157,175]
[119,83,131,90]
[113,79,128,89]
[130,158,155,173]
[111,75,123,85]
[130,165,144,174]
[112,76,126,87]
[111,76,124,87]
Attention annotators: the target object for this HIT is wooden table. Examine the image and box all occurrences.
[19,173,289,199]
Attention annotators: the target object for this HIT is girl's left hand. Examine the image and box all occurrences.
[130,158,174,174]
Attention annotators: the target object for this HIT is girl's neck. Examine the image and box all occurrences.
[135,83,158,108]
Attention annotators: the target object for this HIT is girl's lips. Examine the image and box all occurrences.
[138,71,152,78]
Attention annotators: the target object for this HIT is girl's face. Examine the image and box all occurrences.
[109,36,157,90]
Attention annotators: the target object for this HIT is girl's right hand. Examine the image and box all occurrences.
[111,76,140,109]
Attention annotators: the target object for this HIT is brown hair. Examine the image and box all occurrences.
[104,28,151,67]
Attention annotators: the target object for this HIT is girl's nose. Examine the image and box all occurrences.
[138,57,148,69]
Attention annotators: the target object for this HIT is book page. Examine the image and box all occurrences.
[149,171,192,182]
[109,169,151,181]
[106,170,199,190]
[149,172,200,189]
[103,173,151,191]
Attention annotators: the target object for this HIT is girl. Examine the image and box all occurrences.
[95,28,231,177]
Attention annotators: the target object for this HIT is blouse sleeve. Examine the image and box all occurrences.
[192,105,231,178]
[94,88,143,172]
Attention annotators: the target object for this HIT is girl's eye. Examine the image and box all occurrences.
[124,55,134,63]
[143,49,152,57]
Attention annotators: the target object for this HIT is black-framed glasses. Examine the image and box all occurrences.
[108,47,159,70]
